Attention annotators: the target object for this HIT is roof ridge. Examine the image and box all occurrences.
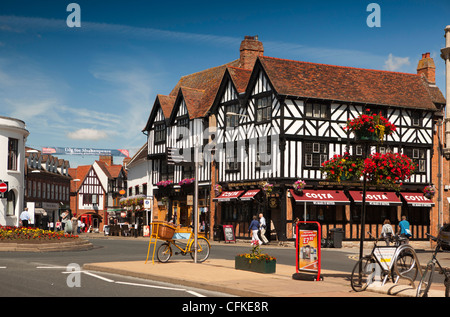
[260,55,421,77]
[227,65,252,72]
[178,60,239,79]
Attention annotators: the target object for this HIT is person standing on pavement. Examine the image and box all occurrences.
[20,208,30,227]
[258,213,269,245]
[380,219,394,245]
[249,216,262,245]
[398,215,412,241]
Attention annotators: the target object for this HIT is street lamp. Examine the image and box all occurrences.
[72,179,80,220]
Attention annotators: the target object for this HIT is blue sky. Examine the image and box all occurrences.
[0,0,449,167]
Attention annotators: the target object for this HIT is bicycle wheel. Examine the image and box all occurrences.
[416,262,435,297]
[157,242,172,263]
[394,250,418,281]
[189,237,210,262]
[351,256,376,292]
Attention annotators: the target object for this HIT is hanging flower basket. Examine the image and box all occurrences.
[423,185,436,199]
[156,180,173,188]
[363,152,416,190]
[262,182,273,195]
[320,152,364,183]
[345,110,396,142]
[214,184,222,197]
[179,178,195,186]
[293,180,306,194]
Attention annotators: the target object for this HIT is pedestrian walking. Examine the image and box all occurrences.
[258,213,269,245]
[380,219,394,245]
[249,216,262,245]
[19,208,30,227]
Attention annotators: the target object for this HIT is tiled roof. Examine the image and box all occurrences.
[95,160,125,179]
[227,66,252,94]
[259,56,444,110]
[169,60,240,119]
[69,165,91,192]
[157,94,176,118]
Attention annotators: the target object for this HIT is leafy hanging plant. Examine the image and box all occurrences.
[344,110,396,141]
[262,182,273,194]
[214,184,222,197]
[156,180,173,187]
[293,180,306,193]
[179,178,195,186]
[363,152,416,190]
[320,152,364,182]
[423,185,436,199]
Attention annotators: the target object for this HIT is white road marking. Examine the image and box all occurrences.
[36,265,207,297]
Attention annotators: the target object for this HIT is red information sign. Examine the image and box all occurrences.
[295,221,322,281]
[222,225,236,243]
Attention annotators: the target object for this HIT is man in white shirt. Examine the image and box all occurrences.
[258,213,269,245]
[20,208,30,227]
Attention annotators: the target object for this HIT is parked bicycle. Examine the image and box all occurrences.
[416,233,450,297]
[156,225,211,263]
[351,232,419,292]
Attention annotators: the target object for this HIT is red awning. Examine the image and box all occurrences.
[400,192,435,207]
[290,189,350,205]
[349,191,402,206]
[240,189,261,200]
[214,190,245,202]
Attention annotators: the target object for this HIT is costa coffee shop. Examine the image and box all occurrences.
[288,189,434,241]
[214,188,265,239]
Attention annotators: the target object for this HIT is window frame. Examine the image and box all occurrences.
[8,138,18,171]
[255,94,272,123]
[303,142,328,169]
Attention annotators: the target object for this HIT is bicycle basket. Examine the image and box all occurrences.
[151,222,176,240]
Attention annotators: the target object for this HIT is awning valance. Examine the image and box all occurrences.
[240,189,261,201]
[214,190,244,202]
[290,189,350,205]
[400,192,434,207]
[349,191,402,206]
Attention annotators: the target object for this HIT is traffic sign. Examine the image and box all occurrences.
[0,182,7,193]
[0,181,8,199]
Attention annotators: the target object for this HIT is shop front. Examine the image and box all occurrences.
[399,192,433,240]
[288,189,350,240]
[214,189,266,239]
[287,189,432,242]
[153,184,210,239]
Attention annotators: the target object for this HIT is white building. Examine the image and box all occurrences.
[0,116,29,226]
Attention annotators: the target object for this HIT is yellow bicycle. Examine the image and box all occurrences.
[156,226,211,263]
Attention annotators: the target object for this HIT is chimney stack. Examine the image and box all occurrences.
[99,155,113,166]
[417,52,436,84]
[239,35,264,70]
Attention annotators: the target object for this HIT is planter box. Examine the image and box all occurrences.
[235,256,276,274]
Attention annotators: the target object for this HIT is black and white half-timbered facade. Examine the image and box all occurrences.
[143,36,447,241]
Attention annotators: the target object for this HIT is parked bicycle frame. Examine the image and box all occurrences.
[416,233,450,297]
[351,232,420,292]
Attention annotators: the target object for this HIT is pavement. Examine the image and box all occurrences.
[80,233,450,298]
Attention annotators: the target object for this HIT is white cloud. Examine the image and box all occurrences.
[67,128,108,140]
[383,53,411,72]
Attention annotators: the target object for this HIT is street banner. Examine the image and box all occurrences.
[295,221,322,281]
[42,147,129,157]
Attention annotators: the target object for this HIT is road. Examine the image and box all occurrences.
[0,237,358,297]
